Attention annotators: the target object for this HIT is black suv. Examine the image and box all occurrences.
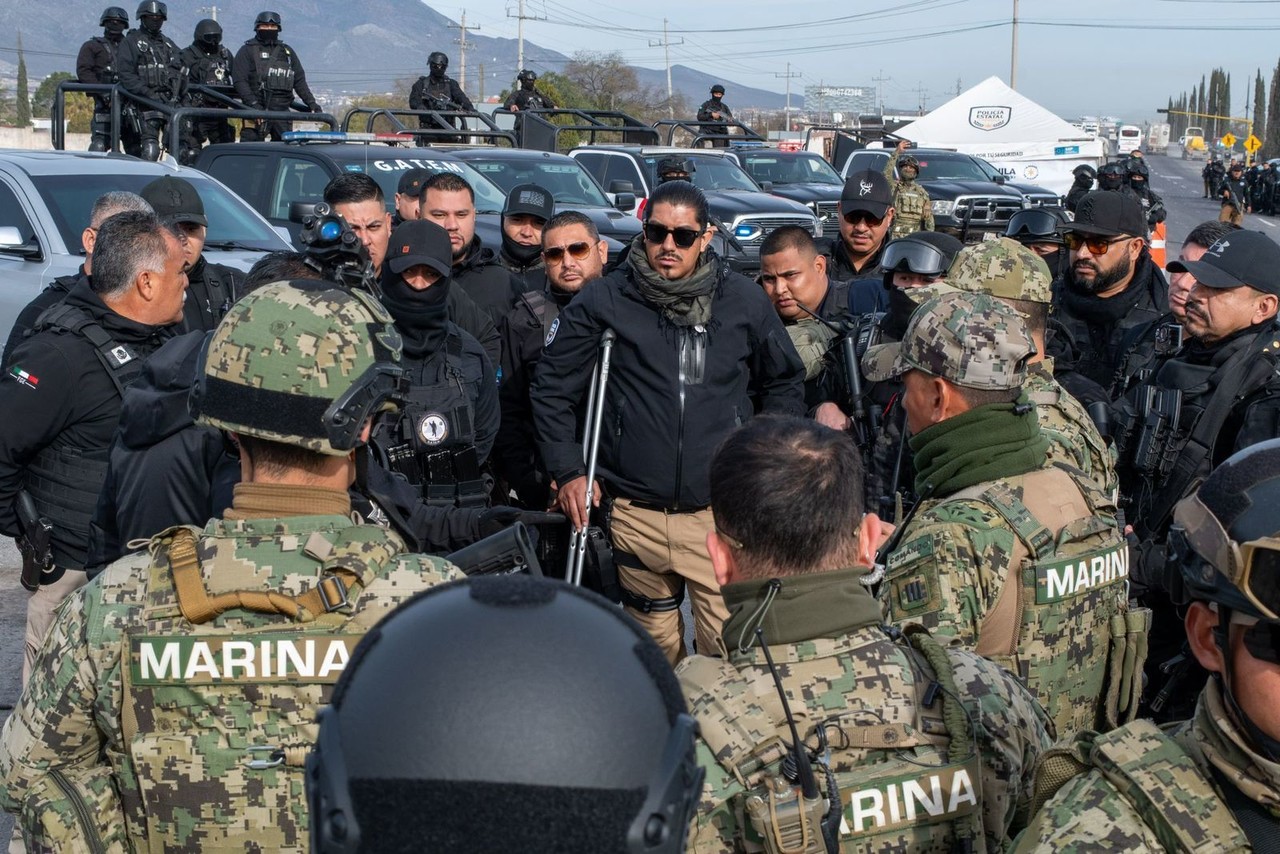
[724,146,844,236]
[841,148,1059,241]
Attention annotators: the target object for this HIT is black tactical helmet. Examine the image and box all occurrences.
[428,51,449,73]
[135,0,166,19]
[100,6,128,25]
[254,10,282,29]
[1072,163,1097,180]
[710,84,725,96]
[307,575,703,854]
[657,155,696,182]
[1098,162,1126,178]
[881,232,963,277]
[194,18,222,46]
[1005,207,1069,246]
[517,69,537,83]
[1127,160,1150,179]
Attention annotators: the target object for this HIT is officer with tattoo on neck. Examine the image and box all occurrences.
[1017,441,1280,852]
[679,415,1052,853]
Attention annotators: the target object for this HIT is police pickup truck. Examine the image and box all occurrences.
[723,145,845,237]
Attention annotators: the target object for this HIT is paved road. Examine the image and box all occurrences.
[1143,151,1280,253]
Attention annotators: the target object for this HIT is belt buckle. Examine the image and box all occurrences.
[317,575,350,613]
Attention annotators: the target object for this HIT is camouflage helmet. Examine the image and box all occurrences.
[898,154,921,171]
[949,237,1053,305]
[863,291,1035,390]
[191,281,405,456]
[1171,438,1280,621]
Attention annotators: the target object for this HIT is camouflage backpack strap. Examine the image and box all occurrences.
[678,654,789,787]
[165,524,404,626]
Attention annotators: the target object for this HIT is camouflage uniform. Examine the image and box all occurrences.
[866,292,1143,739]
[679,568,1053,853]
[883,155,934,240]
[785,317,836,381]
[1014,680,1265,852]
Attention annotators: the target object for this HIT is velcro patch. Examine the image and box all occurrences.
[130,633,363,685]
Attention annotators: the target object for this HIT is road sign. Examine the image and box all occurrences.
[1245,134,1262,153]
[1221,132,1237,148]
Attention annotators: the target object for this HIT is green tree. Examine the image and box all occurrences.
[563,51,671,124]
[1266,59,1280,160]
[32,71,74,118]
[1254,69,1267,151]
[15,34,31,128]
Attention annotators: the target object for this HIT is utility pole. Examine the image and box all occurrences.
[198,5,219,21]
[1010,0,1019,89]
[507,0,546,74]
[479,62,485,102]
[872,69,891,114]
[776,62,801,132]
[956,76,962,97]
[649,18,683,119]
[915,82,928,115]
[450,11,480,91]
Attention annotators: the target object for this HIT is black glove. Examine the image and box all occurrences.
[309,102,323,113]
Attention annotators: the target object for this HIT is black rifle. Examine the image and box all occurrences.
[446,522,544,577]
[16,491,55,591]
[794,304,879,454]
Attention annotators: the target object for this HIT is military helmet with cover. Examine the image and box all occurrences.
[898,154,921,171]
[100,6,128,25]
[190,280,405,456]
[307,574,703,854]
[949,236,1054,304]
[135,0,166,19]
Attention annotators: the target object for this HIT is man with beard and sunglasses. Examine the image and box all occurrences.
[532,180,805,664]
[1016,440,1280,853]
[1112,229,1280,723]
[1050,191,1168,396]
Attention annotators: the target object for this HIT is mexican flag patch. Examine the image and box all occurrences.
[9,365,38,389]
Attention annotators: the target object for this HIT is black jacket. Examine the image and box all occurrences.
[452,236,528,325]
[3,268,83,367]
[232,38,316,110]
[0,281,176,567]
[531,262,805,509]
[76,35,120,86]
[1051,251,1169,395]
[183,255,241,333]
[88,330,236,570]
[410,74,474,112]
[828,236,888,296]
[115,27,185,103]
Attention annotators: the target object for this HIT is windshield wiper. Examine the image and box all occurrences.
[204,239,266,251]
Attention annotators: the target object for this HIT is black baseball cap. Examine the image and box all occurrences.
[1168,230,1280,296]
[1059,190,1145,238]
[140,176,207,227]
[397,168,431,197]
[387,220,452,277]
[840,169,894,219]
[503,183,554,222]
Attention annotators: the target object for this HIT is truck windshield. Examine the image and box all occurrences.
[742,152,842,186]
[912,153,992,182]
[645,154,761,192]
[461,157,612,207]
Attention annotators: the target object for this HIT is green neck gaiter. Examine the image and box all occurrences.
[909,397,1049,499]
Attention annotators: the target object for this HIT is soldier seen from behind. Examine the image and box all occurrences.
[77,6,131,153]
[0,281,462,852]
[869,291,1144,738]
[232,11,321,142]
[114,0,185,161]
[679,415,1052,852]
[884,139,934,240]
[409,51,474,145]
[1016,440,1280,852]
[178,18,235,165]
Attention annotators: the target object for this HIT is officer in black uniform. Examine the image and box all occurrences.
[0,210,185,681]
[77,6,130,153]
[409,52,474,145]
[177,18,234,165]
[140,176,241,332]
[1126,160,1167,228]
[114,0,185,161]
[502,69,554,112]
[1006,206,1070,279]
[374,220,499,510]
[232,11,320,142]
[497,182,553,288]
[697,84,732,147]
[1096,161,1127,192]
[1065,163,1096,213]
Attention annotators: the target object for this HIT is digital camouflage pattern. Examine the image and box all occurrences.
[883,155,934,239]
[882,463,1140,739]
[1026,361,1120,499]
[678,613,1052,853]
[948,238,1053,305]
[196,281,403,456]
[862,292,1035,391]
[1014,679,1270,853]
[0,513,460,851]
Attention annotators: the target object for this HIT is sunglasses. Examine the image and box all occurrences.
[644,222,703,248]
[542,241,593,264]
[843,210,885,227]
[1064,234,1130,254]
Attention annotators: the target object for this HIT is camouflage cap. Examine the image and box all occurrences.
[948,237,1053,304]
[192,280,404,456]
[863,291,1034,390]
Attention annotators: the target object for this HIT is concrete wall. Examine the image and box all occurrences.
[0,126,91,151]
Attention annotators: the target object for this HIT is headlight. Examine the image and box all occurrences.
[932,199,955,217]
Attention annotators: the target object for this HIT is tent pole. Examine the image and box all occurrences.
[1010,0,1019,90]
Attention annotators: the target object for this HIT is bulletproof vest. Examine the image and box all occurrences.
[890,183,928,238]
[24,303,148,570]
[252,42,297,100]
[188,47,232,86]
[683,629,983,853]
[418,74,460,108]
[913,464,1144,736]
[512,89,551,110]
[379,330,486,507]
[118,523,405,850]
[91,36,120,83]
[130,30,183,96]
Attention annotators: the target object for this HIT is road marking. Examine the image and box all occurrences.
[1257,218,1276,229]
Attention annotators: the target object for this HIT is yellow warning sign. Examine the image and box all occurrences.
[1245,134,1262,153]
[1221,132,1237,148]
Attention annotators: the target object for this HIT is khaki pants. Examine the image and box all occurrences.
[609,498,728,664]
[1220,204,1244,226]
[23,568,88,686]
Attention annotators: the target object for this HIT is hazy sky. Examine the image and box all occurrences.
[436,0,1280,122]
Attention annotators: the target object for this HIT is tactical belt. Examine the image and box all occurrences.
[627,500,709,515]
[614,548,685,613]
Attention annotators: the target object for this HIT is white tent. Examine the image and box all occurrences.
[894,76,1104,196]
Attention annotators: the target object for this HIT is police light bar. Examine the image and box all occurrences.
[282,130,415,143]
[729,141,768,150]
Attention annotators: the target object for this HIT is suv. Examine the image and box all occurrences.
[449,148,642,248]
[724,146,844,236]
[841,148,1056,240]
[570,146,819,271]
[0,149,291,351]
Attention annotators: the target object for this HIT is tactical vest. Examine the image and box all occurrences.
[24,304,148,570]
[188,47,232,88]
[129,31,183,97]
[416,75,460,109]
[517,288,560,346]
[119,523,404,852]
[91,36,120,84]
[891,183,928,238]
[511,89,551,110]
[931,464,1145,737]
[252,43,297,103]
[378,331,487,507]
[685,630,984,853]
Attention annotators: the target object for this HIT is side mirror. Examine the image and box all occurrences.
[614,193,636,213]
[758,180,773,193]
[992,175,1006,185]
[289,201,320,223]
[608,180,635,195]
[0,226,41,259]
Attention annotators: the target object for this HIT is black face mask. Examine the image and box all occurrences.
[104,21,126,38]
[141,16,163,36]
[501,229,543,267]
[380,274,451,359]
[883,285,919,342]
[256,29,278,45]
